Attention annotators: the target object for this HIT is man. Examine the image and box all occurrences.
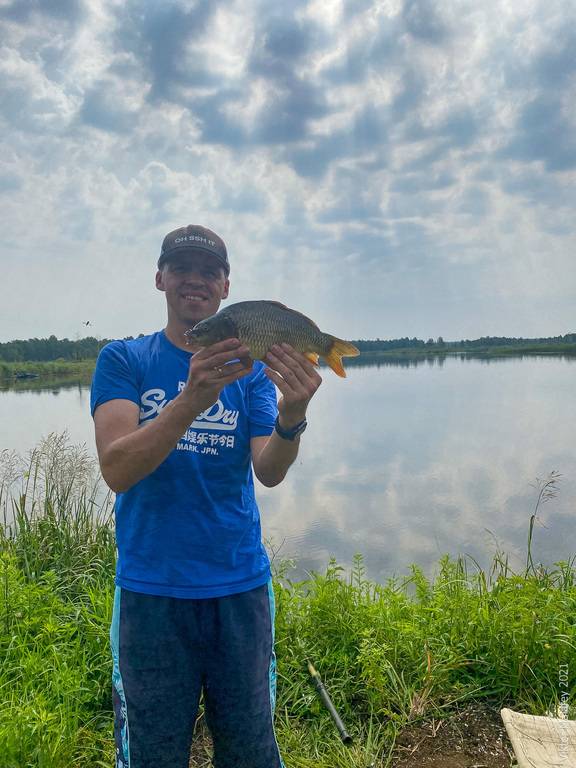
[90,225,321,768]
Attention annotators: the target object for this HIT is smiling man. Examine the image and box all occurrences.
[90,225,322,768]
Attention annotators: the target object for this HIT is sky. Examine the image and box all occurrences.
[1,0,575,344]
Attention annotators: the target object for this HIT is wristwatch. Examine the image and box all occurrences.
[274,415,307,441]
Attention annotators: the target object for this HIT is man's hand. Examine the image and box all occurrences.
[182,338,253,413]
[250,343,321,488]
[95,338,253,493]
[263,343,322,427]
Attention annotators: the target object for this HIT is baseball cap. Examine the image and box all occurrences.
[158,225,230,275]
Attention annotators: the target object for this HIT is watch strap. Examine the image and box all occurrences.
[274,415,307,441]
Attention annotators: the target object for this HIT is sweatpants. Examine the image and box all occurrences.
[110,581,284,768]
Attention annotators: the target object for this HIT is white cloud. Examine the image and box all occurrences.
[0,0,575,342]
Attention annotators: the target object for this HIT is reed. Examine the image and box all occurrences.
[1,433,115,597]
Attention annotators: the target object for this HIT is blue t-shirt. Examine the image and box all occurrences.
[90,331,278,599]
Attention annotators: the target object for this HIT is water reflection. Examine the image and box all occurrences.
[1,357,575,583]
[259,355,576,581]
[336,352,576,370]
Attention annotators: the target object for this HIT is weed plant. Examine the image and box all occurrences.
[1,437,575,767]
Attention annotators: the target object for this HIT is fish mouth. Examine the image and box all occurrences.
[184,328,212,348]
[184,321,204,335]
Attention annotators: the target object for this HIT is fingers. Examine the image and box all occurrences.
[187,338,253,390]
[264,343,322,397]
[193,338,251,366]
[191,339,252,376]
[211,359,253,381]
[191,357,253,386]
[179,339,253,414]
[265,344,321,384]
[264,345,322,427]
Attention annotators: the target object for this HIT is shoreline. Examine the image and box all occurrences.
[1,344,575,383]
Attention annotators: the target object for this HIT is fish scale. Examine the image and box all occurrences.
[223,302,327,360]
[185,300,360,377]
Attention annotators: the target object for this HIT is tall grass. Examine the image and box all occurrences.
[1,433,115,596]
[0,360,95,382]
[1,436,575,767]
[1,435,116,767]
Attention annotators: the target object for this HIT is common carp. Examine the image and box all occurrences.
[185,300,360,377]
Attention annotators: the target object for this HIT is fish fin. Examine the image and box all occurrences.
[263,300,322,331]
[324,337,360,378]
[304,352,320,367]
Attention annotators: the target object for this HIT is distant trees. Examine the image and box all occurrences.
[0,332,574,362]
[448,334,576,349]
[351,333,576,354]
[352,337,428,353]
[0,336,111,362]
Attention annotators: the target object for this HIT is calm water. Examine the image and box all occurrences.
[1,356,575,583]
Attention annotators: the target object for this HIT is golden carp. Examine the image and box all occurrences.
[185,300,360,377]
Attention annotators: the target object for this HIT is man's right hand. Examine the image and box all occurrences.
[94,338,254,493]
[181,338,253,414]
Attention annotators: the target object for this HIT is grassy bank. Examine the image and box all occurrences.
[0,360,95,383]
[1,341,575,384]
[1,437,575,767]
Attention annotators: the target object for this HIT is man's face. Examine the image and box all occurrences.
[155,251,230,326]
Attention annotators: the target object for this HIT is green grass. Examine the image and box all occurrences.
[0,360,95,383]
[1,436,575,767]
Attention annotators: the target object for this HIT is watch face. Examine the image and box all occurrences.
[294,421,307,437]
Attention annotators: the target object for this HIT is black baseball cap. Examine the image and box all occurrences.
[158,225,230,275]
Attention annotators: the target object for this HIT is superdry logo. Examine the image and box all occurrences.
[140,387,238,431]
[140,388,167,420]
[191,400,239,431]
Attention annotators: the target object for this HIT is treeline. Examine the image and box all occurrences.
[0,333,575,362]
[353,333,576,353]
[0,335,131,362]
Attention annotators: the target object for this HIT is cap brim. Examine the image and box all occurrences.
[158,246,229,273]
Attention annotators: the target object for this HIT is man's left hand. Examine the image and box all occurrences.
[263,343,322,427]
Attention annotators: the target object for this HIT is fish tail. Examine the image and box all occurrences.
[324,337,360,377]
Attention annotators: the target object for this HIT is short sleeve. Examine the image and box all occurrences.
[247,363,278,437]
[90,341,141,417]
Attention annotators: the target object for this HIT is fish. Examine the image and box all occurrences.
[185,300,360,377]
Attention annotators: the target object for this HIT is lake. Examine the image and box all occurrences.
[1,355,575,583]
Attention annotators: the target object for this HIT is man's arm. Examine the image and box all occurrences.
[250,432,300,487]
[94,338,252,493]
[251,343,322,487]
[95,396,202,493]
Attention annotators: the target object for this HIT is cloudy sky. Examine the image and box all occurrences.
[1,0,575,344]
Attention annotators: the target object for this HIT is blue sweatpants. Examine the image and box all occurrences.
[110,581,284,768]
